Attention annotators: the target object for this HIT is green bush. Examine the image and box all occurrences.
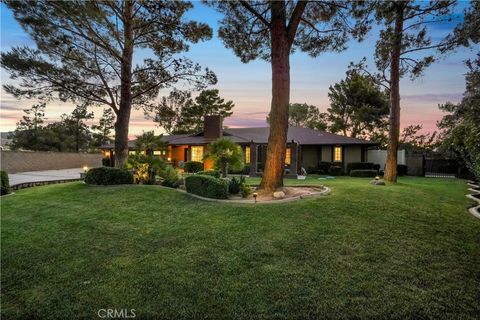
[184,161,203,173]
[346,162,375,174]
[228,176,241,194]
[102,157,111,167]
[328,165,343,176]
[84,167,133,185]
[240,183,252,198]
[230,164,251,175]
[160,165,179,188]
[1,170,10,195]
[350,169,378,177]
[197,170,221,178]
[397,164,408,176]
[185,175,229,199]
[318,162,332,174]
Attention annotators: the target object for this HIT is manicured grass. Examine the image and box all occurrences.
[1,177,479,319]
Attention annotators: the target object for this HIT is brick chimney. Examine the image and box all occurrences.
[204,115,223,140]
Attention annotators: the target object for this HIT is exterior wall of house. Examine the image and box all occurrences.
[321,146,332,162]
[170,146,188,167]
[301,146,319,169]
[343,145,362,170]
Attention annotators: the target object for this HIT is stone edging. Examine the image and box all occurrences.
[158,185,331,204]
[10,178,83,191]
[466,181,480,220]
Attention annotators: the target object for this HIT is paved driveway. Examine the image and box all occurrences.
[8,168,83,186]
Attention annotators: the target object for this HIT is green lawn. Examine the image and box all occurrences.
[1,177,479,319]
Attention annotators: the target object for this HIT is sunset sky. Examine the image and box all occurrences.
[1,2,477,139]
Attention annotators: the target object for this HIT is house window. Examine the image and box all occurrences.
[245,146,250,164]
[334,146,342,162]
[191,146,204,162]
[128,151,136,155]
[153,150,162,156]
[285,148,291,165]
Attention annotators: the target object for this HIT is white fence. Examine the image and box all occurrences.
[367,150,406,169]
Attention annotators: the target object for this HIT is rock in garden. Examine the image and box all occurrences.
[370,180,386,186]
[273,191,286,199]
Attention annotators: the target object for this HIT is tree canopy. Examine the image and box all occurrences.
[1,0,216,166]
[267,103,328,131]
[327,72,388,139]
[150,89,234,134]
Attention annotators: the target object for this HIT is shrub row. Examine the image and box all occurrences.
[185,174,229,199]
[346,162,375,174]
[350,169,378,177]
[84,167,133,185]
[328,166,343,176]
[197,170,221,178]
[184,161,203,173]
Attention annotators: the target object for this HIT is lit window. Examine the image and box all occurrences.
[191,146,204,162]
[153,150,162,156]
[334,146,342,162]
[128,151,136,155]
[245,146,250,164]
[285,148,291,165]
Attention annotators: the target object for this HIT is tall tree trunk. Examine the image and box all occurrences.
[259,1,290,193]
[384,5,404,182]
[114,0,133,168]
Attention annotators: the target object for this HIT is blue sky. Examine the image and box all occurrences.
[1,1,477,137]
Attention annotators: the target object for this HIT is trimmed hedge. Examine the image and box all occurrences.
[185,175,229,199]
[318,162,332,174]
[328,165,343,176]
[346,162,375,174]
[350,169,378,177]
[397,164,408,176]
[84,167,133,185]
[184,161,203,173]
[1,170,10,195]
[197,170,221,178]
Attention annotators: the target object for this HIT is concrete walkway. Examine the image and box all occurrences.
[8,168,83,186]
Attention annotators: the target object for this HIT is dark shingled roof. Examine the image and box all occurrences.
[100,126,376,149]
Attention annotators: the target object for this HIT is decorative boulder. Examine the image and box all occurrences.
[370,179,386,186]
[273,191,286,199]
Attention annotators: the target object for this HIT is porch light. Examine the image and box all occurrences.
[167,157,171,162]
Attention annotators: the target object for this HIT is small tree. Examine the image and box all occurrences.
[203,138,243,178]
[91,108,115,148]
[61,104,94,152]
[267,103,328,131]
[10,103,46,151]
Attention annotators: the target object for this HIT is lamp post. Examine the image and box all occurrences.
[253,192,258,203]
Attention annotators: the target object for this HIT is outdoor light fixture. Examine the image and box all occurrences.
[253,192,258,203]
[375,176,380,181]
[83,166,88,173]
[167,157,171,162]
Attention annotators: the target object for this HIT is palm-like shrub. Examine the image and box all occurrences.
[203,138,243,177]
[134,131,167,155]
[127,153,165,184]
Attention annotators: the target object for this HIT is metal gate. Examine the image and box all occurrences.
[424,159,457,178]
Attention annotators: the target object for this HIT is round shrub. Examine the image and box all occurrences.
[160,165,179,188]
[228,176,241,194]
[184,161,204,173]
[185,175,228,199]
[350,169,378,177]
[197,170,221,178]
[84,167,133,185]
[328,165,343,176]
[1,170,10,195]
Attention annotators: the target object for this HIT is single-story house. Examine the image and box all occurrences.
[100,116,378,176]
